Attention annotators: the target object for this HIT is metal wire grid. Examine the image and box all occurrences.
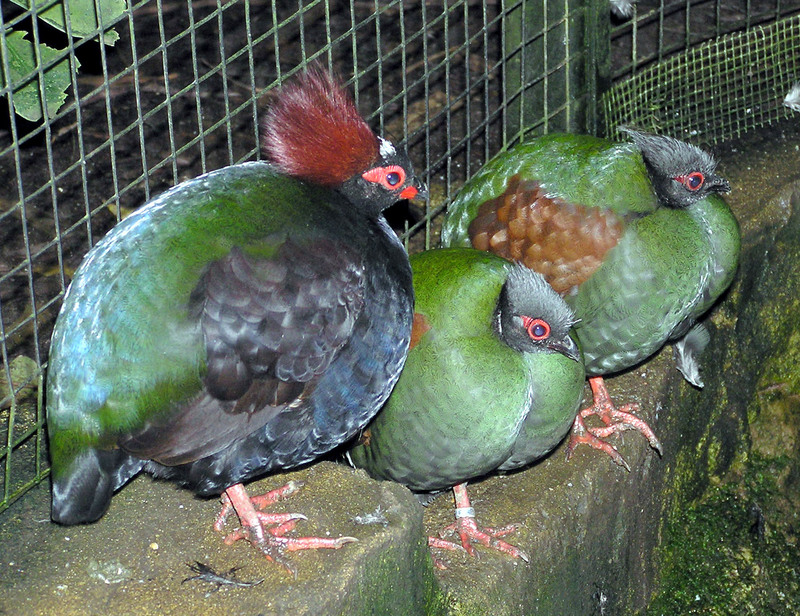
[0,0,601,515]
[415,0,603,244]
[601,12,800,143]
[504,0,606,141]
[609,0,800,80]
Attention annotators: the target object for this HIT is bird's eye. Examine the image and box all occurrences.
[521,316,550,341]
[362,165,407,191]
[677,172,705,191]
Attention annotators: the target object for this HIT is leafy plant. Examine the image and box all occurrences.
[1,0,127,122]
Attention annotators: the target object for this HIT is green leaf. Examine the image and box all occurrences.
[1,30,79,122]
[8,0,127,46]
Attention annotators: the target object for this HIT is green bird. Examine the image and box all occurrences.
[46,67,425,571]
[440,128,740,468]
[349,248,584,561]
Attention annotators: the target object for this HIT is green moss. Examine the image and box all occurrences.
[645,454,800,615]
[759,330,800,397]
[342,534,448,616]
[705,437,722,477]
[646,200,800,615]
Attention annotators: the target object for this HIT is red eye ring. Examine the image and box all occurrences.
[362,165,407,191]
[521,316,550,341]
[676,171,705,191]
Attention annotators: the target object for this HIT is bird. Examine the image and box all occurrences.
[349,247,584,562]
[440,127,740,469]
[46,65,426,572]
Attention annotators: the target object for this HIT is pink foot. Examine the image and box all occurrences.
[565,376,663,470]
[215,481,357,574]
[429,483,529,567]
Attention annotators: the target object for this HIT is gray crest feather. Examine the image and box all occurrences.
[617,126,730,207]
[504,263,576,338]
[618,126,719,179]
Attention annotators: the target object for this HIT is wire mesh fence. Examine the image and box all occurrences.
[609,0,800,80]
[1,0,798,516]
[0,0,603,516]
[602,12,800,143]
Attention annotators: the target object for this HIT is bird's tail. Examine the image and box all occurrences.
[51,448,144,525]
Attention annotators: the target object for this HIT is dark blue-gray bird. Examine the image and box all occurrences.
[46,66,426,571]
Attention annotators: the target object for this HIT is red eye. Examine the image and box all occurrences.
[521,316,550,341]
[362,165,407,190]
[676,172,705,191]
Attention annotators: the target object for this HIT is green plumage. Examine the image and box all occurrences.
[441,134,659,238]
[47,158,417,527]
[349,248,585,492]
[49,164,323,469]
[440,132,740,378]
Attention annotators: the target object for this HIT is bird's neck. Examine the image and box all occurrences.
[335,176,392,218]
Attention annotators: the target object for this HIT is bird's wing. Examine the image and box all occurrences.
[440,135,658,248]
[467,174,627,294]
[119,235,366,465]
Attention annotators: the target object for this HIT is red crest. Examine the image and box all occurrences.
[261,66,380,186]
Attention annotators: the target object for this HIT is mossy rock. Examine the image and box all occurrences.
[641,180,800,615]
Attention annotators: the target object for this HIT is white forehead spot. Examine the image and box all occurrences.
[379,137,396,158]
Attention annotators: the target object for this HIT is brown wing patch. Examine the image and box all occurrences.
[468,174,624,294]
[357,427,372,447]
[409,312,431,350]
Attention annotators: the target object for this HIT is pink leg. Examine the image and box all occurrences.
[214,480,307,531]
[565,376,663,470]
[215,481,357,574]
[429,483,529,567]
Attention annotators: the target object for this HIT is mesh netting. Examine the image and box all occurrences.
[0,0,599,515]
[601,13,800,143]
[1,0,798,516]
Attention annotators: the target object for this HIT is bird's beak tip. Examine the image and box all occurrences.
[550,337,582,363]
[399,186,418,200]
[406,181,428,202]
[714,177,732,194]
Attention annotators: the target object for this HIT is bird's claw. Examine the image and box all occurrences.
[565,413,631,471]
[220,520,297,575]
[433,518,529,562]
[214,480,305,531]
[565,376,662,469]
[427,536,466,569]
[222,520,356,575]
[283,535,358,552]
[597,406,663,454]
[220,514,305,545]
[215,481,355,575]
[431,483,530,564]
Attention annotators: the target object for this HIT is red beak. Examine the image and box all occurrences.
[399,186,418,200]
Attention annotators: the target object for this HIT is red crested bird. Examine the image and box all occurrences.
[46,66,426,572]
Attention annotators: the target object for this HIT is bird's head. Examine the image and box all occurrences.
[261,65,426,216]
[619,126,731,209]
[494,264,581,362]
